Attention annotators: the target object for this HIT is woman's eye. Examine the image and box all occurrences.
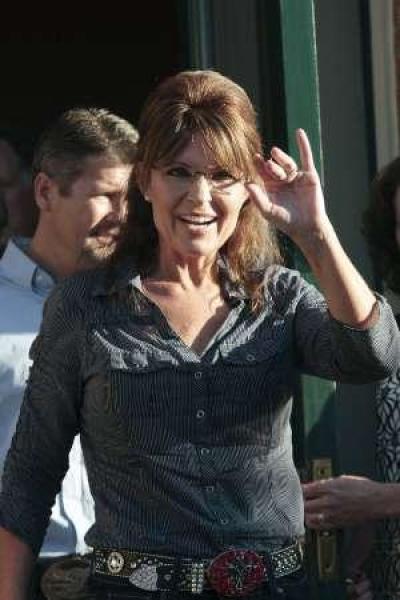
[166,166,191,178]
[211,170,235,182]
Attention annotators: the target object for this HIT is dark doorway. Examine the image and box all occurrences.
[0,3,188,165]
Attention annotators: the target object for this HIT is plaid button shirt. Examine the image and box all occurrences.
[1,261,399,557]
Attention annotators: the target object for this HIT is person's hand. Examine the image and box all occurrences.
[345,572,374,600]
[0,140,21,189]
[302,475,383,529]
[247,129,328,246]
[344,525,375,600]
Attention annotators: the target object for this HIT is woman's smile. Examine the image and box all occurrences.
[178,213,218,228]
[145,133,249,262]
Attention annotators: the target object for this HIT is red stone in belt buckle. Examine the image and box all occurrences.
[207,549,266,597]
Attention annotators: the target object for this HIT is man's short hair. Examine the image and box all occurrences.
[32,108,138,195]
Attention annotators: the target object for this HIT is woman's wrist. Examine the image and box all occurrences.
[293,217,337,266]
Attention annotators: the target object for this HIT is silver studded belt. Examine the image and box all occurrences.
[92,543,303,597]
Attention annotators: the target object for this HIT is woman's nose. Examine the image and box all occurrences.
[187,174,213,203]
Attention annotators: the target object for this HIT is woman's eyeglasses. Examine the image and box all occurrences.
[157,165,243,193]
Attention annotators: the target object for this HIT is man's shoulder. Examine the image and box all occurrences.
[0,277,42,349]
[50,265,105,303]
[0,238,45,297]
[47,263,118,314]
[0,267,43,308]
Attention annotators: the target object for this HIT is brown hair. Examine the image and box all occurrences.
[363,157,400,293]
[116,70,282,309]
[32,108,138,195]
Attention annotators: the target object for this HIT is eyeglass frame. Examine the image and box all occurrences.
[152,164,247,193]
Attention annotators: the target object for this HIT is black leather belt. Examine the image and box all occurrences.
[92,543,303,597]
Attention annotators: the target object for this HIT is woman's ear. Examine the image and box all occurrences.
[135,162,151,203]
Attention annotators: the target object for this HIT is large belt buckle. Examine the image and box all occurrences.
[207,549,266,597]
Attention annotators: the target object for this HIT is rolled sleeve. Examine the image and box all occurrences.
[0,285,83,554]
[294,283,400,383]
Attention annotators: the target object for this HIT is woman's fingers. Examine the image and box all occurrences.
[257,129,315,183]
[264,158,287,181]
[255,155,286,181]
[296,128,315,172]
[246,183,273,217]
[246,182,293,230]
[256,130,314,186]
[270,147,298,183]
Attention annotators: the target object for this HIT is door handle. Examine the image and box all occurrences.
[311,458,338,581]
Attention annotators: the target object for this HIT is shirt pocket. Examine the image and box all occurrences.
[214,341,294,434]
[88,351,183,456]
[218,341,287,398]
[219,316,288,367]
[220,341,280,366]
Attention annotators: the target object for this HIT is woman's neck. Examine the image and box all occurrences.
[150,253,219,291]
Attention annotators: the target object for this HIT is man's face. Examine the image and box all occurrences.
[47,155,132,273]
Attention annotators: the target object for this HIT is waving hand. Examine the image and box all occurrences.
[247,129,327,245]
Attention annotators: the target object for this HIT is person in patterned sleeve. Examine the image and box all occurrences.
[0,70,399,600]
[303,156,400,600]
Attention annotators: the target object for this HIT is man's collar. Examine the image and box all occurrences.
[0,237,55,296]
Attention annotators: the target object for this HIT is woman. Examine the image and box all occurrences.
[368,159,400,600]
[0,70,398,600]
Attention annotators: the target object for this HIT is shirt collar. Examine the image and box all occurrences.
[0,237,55,296]
[91,256,248,303]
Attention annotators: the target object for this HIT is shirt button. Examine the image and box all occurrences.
[246,353,256,362]
[200,447,210,456]
[205,485,215,493]
[220,518,229,525]
[196,409,205,419]
[194,371,203,380]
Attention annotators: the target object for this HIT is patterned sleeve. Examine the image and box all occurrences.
[0,283,83,554]
[270,267,400,384]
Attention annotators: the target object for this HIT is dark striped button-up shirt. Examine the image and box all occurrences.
[0,262,399,557]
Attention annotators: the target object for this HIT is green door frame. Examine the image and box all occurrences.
[185,0,214,68]
[278,2,345,598]
[279,0,338,480]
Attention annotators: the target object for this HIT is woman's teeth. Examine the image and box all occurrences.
[180,215,216,225]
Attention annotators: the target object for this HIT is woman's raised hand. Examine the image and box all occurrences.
[247,129,328,247]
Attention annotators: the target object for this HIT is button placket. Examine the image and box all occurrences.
[192,368,207,424]
[196,408,206,419]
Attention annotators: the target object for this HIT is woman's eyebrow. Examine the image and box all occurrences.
[167,160,221,170]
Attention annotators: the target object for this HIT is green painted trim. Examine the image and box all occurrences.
[278,9,342,592]
[279,0,337,464]
[185,0,214,69]
[279,0,324,279]
[279,0,323,177]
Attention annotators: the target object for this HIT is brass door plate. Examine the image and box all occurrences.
[311,458,338,581]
